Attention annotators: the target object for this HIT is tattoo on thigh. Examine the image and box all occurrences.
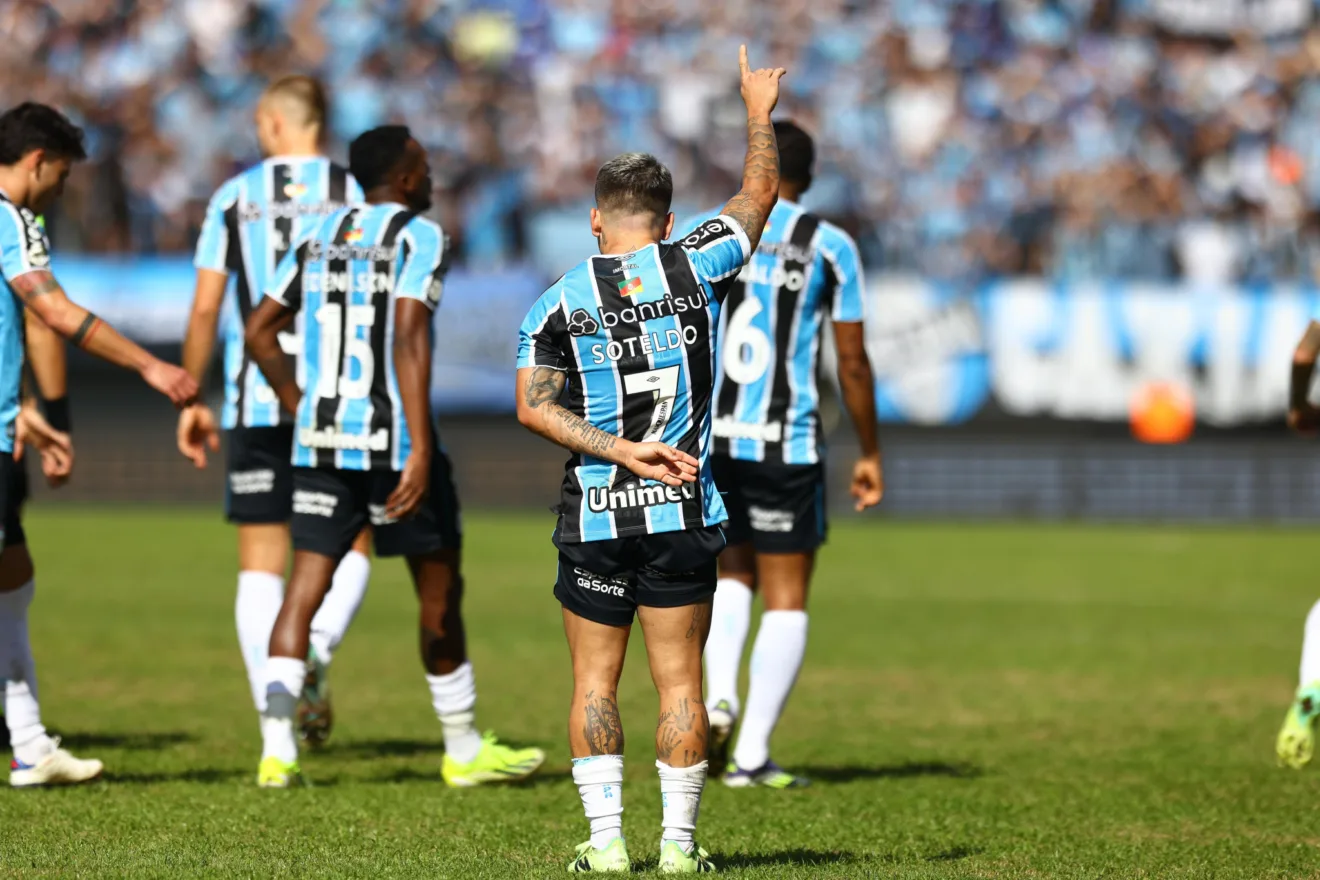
[583,690,624,755]
[685,603,710,640]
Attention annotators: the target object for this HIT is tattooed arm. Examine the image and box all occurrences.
[719,45,786,254]
[516,365,699,485]
[11,270,197,406]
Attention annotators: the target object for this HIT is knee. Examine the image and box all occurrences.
[0,544,34,593]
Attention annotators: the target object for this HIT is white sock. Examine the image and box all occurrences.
[309,550,370,665]
[704,579,753,718]
[657,760,707,850]
[0,580,48,759]
[427,661,482,764]
[573,755,625,849]
[261,656,306,763]
[236,571,285,712]
[1300,599,1320,688]
[733,610,808,771]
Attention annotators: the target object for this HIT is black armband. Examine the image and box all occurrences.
[42,395,71,433]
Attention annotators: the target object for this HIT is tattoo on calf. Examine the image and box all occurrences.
[656,697,706,763]
[583,689,624,755]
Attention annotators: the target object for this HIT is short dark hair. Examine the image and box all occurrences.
[594,153,672,219]
[349,125,412,191]
[0,103,87,166]
[774,120,814,188]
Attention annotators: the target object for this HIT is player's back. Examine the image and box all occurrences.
[196,156,362,429]
[680,200,864,466]
[269,202,445,473]
[519,217,752,542]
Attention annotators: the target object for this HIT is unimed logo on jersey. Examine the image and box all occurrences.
[587,481,696,513]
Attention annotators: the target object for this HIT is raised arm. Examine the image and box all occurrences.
[11,270,197,406]
[1289,320,1320,433]
[719,45,786,254]
[516,365,698,487]
[243,294,300,417]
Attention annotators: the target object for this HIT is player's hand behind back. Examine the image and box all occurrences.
[738,44,786,119]
[142,358,199,409]
[624,442,699,487]
[15,405,73,488]
[178,403,220,469]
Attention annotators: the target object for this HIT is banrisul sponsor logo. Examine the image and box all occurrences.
[587,481,696,513]
[599,287,709,329]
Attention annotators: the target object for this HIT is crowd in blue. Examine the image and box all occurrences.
[7,0,1320,285]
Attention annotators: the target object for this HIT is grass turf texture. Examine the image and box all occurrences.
[1,509,1319,878]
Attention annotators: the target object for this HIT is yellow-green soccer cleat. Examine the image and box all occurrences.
[441,731,545,787]
[567,838,631,873]
[257,756,304,788]
[723,759,809,789]
[1277,685,1320,769]
[297,647,334,748]
[658,841,717,873]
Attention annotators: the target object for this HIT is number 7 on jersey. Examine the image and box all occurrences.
[623,366,680,443]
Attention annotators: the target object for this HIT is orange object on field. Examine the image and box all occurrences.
[1130,381,1195,444]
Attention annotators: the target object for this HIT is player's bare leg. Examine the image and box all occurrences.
[726,550,814,789]
[638,600,717,871]
[257,549,338,787]
[299,527,373,747]
[705,541,756,773]
[0,543,102,786]
[412,549,544,787]
[564,607,632,872]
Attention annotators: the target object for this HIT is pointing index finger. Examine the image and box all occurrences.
[739,44,749,75]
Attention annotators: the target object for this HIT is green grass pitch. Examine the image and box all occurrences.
[2,508,1320,878]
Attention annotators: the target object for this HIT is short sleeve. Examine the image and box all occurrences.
[819,226,865,323]
[266,241,306,310]
[0,202,51,282]
[396,219,448,310]
[195,178,239,273]
[517,285,569,371]
[678,214,751,287]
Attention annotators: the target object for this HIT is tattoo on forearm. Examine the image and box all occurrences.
[547,403,617,459]
[70,313,101,348]
[655,697,705,763]
[583,690,624,755]
[525,366,566,409]
[11,272,59,303]
[723,119,779,252]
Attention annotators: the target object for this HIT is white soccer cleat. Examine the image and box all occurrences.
[10,739,104,788]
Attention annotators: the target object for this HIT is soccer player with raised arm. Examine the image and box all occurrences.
[177,77,372,746]
[0,103,197,786]
[675,122,883,789]
[245,125,544,788]
[1279,320,1320,766]
[516,46,784,873]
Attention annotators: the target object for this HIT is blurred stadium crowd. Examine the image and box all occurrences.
[5,0,1320,285]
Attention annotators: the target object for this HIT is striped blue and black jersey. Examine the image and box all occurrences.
[517,215,751,543]
[676,200,865,466]
[265,203,446,472]
[0,193,44,454]
[195,156,362,430]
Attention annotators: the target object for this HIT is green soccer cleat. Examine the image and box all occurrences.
[706,700,736,776]
[257,756,304,788]
[658,841,717,873]
[1277,684,1320,769]
[567,838,631,873]
[441,731,545,787]
[297,647,333,748]
[723,759,809,789]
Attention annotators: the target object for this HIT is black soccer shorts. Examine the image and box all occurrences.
[224,425,296,525]
[553,526,726,628]
[0,450,28,549]
[289,450,462,560]
[713,455,827,554]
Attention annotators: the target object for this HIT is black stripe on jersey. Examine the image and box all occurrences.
[593,257,650,536]
[369,209,416,470]
[712,277,745,457]
[663,244,716,531]
[226,200,254,423]
[329,164,348,204]
[315,210,358,448]
[763,213,820,465]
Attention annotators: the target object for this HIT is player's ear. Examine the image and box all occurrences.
[590,207,604,239]
[23,148,45,175]
[662,212,675,240]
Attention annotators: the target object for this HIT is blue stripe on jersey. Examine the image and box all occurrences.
[0,199,41,454]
